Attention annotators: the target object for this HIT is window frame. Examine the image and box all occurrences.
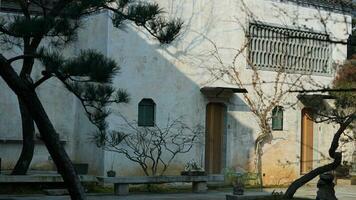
[272,106,284,131]
[247,22,333,76]
[138,98,156,127]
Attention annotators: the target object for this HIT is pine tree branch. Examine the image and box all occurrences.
[8,54,40,64]
[15,0,31,19]
[33,74,52,88]
[0,27,22,38]
[329,114,356,158]
[29,0,75,50]
[29,0,50,16]
[284,114,355,199]
[103,5,181,44]
[67,77,98,83]
[21,38,35,76]
[54,72,93,116]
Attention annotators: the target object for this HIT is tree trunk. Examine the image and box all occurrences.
[0,56,86,199]
[256,145,263,188]
[12,40,37,175]
[283,116,354,199]
[283,152,341,199]
[11,98,35,175]
[254,130,271,188]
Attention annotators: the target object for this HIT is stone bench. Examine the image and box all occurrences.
[97,175,224,195]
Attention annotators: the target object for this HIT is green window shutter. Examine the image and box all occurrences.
[272,106,283,131]
[138,99,155,127]
[138,104,145,126]
[145,105,154,126]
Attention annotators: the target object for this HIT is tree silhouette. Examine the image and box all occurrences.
[0,1,182,199]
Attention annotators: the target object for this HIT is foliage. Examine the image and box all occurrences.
[184,160,204,172]
[0,0,183,137]
[94,117,203,176]
[284,58,356,199]
[224,168,243,186]
[0,0,182,197]
[224,168,262,188]
[332,56,356,113]
[349,18,356,56]
[303,55,356,125]
[37,48,129,138]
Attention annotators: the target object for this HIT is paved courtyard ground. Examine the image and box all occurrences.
[0,185,355,200]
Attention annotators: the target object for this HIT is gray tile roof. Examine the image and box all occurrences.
[281,0,355,13]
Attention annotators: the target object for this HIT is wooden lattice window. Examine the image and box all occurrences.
[248,23,332,75]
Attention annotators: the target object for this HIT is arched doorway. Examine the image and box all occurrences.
[205,103,226,174]
[300,108,314,174]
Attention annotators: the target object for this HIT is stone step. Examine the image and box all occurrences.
[43,189,69,196]
[226,194,272,200]
[335,178,351,186]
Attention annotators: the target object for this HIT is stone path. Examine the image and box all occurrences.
[294,185,356,200]
[0,185,355,200]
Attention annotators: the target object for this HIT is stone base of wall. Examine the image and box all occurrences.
[351,174,356,185]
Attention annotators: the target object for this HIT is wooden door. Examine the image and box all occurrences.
[301,108,314,174]
[205,103,226,174]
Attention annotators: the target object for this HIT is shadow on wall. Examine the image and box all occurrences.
[91,12,211,176]
[91,4,268,175]
[0,0,217,176]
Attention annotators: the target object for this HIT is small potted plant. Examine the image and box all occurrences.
[107,170,116,177]
[225,169,244,195]
[107,160,116,177]
[181,160,206,176]
[232,174,244,195]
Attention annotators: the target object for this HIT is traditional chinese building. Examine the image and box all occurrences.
[0,0,353,185]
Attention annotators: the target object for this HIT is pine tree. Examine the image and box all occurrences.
[0,1,182,199]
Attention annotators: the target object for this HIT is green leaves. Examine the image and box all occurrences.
[6,16,50,37]
[0,0,182,46]
[148,18,183,44]
[93,130,127,147]
[37,48,129,136]
[70,82,115,103]
[38,48,65,73]
[63,50,119,83]
[115,88,130,103]
[39,49,119,83]
[332,58,356,111]
[128,3,163,25]
[110,0,182,44]
[0,0,181,147]
[117,0,131,8]
[112,2,162,27]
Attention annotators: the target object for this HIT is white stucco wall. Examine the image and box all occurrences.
[0,12,106,175]
[0,0,352,185]
[98,0,351,184]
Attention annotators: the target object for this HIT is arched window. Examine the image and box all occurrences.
[272,106,283,131]
[138,99,155,127]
